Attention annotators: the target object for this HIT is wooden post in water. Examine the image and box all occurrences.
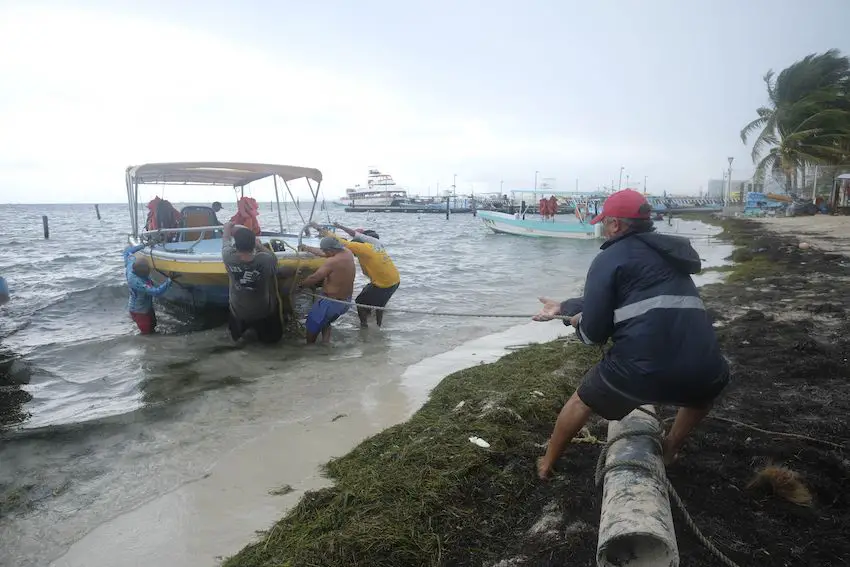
[445,196,450,220]
[42,215,49,239]
[95,204,101,219]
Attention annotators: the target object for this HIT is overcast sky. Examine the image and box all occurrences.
[1,0,848,203]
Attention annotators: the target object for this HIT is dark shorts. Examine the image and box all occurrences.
[576,363,730,421]
[229,310,283,344]
[130,310,157,335]
[305,296,350,335]
[355,282,399,309]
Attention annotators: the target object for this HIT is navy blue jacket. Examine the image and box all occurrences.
[561,230,726,404]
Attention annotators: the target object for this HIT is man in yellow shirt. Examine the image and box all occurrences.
[309,221,400,327]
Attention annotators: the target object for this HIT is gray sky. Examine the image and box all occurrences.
[1,0,848,203]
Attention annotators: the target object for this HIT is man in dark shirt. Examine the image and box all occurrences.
[533,190,729,479]
[222,222,282,344]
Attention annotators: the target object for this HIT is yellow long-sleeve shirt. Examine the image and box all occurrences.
[329,233,400,288]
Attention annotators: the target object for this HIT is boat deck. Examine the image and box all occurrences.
[152,234,324,258]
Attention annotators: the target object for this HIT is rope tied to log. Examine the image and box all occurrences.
[595,407,741,567]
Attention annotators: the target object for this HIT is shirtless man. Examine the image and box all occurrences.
[298,237,356,344]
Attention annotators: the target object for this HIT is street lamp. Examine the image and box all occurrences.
[726,157,734,204]
[534,170,539,199]
[618,166,624,191]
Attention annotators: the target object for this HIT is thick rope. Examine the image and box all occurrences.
[595,409,741,567]
[300,291,571,320]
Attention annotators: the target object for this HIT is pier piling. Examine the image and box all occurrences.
[42,215,49,239]
[95,204,101,219]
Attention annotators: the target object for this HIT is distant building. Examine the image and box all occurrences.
[706,179,725,198]
[707,177,768,199]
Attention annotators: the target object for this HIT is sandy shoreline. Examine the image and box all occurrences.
[49,322,569,567]
[756,215,850,256]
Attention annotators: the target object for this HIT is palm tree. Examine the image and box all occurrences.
[741,49,850,193]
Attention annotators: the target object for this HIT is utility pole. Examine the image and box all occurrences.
[618,166,624,190]
[726,157,734,204]
[626,174,630,188]
[811,165,819,203]
[644,175,648,194]
[534,170,539,200]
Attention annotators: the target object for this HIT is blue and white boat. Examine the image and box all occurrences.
[478,210,603,239]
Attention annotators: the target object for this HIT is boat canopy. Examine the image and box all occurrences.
[126,161,323,186]
[125,161,324,238]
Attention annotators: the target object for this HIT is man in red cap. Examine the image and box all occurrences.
[533,189,728,479]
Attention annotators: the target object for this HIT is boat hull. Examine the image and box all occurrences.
[129,236,326,309]
[345,206,472,214]
[478,210,601,239]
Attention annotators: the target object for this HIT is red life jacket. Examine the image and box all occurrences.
[145,197,181,231]
[230,196,261,235]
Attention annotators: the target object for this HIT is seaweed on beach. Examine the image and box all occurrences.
[224,340,606,567]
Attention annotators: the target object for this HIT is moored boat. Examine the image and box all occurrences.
[478,210,603,239]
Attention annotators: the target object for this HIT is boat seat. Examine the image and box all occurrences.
[179,206,221,242]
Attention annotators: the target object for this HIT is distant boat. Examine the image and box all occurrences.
[479,210,602,239]
[336,169,408,208]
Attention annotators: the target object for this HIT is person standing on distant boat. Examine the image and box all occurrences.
[222,222,283,344]
[297,237,356,344]
[123,245,172,335]
[548,195,558,221]
[532,189,729,479]
[309,221,400,328]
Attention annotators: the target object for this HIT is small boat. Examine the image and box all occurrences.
[478,189,604,239]
[478,210,603,239]
[125,162,328,309]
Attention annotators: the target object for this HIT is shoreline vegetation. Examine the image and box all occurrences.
[225,216,850,567]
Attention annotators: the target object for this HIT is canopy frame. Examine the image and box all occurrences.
[126,161,323,237]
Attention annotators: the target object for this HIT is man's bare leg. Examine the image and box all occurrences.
[357,306,369,327]
[321,326,332,344]
[662,405,712,465]
[537,391,593,479]
[306,331,319,344]
[375,307,384,327]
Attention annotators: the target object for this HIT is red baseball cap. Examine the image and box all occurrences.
[589,189,651,225]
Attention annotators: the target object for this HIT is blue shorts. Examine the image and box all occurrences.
[306,296,351,335]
